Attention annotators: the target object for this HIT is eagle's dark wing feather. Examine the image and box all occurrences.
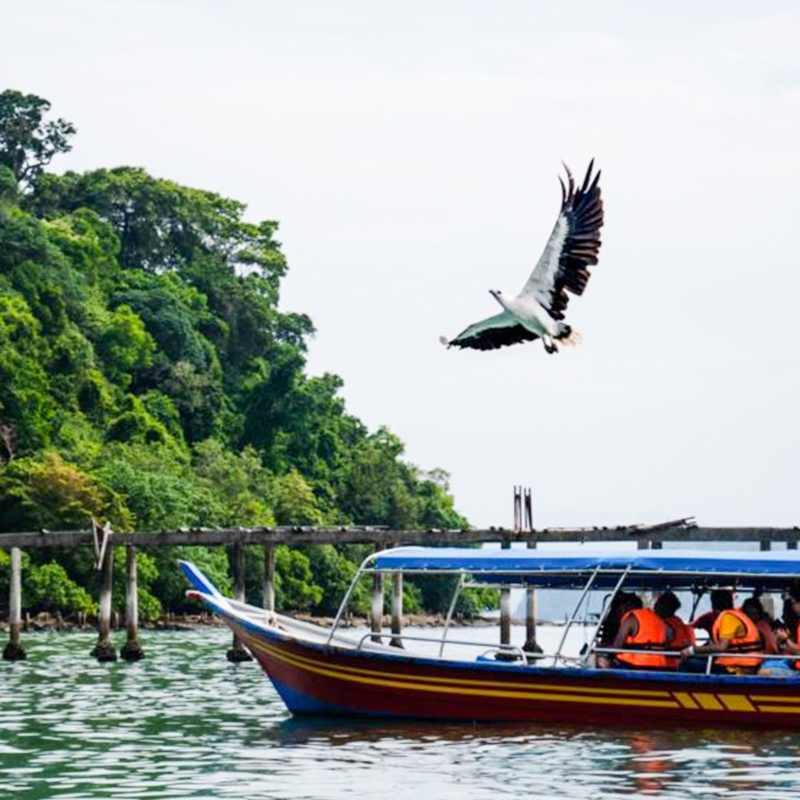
[520,160,603,320]
[445,312,539,351]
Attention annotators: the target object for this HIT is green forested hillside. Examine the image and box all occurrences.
[0,90,484,620]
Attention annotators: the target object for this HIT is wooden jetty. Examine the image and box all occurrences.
[2,502,799,663]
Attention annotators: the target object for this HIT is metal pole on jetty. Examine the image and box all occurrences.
[3,547,26,661]
[92,538,117,662]
[227,543,252,662]
[120,545,144,661]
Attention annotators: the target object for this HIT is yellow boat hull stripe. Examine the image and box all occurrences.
[239,630,675,698]
[245,635,679,708]
[237,628,800,716]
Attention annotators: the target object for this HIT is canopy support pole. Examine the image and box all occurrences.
[553,566,602,666]
[439,573,464,657]
[327,551,377,646]
[581,566,631,666]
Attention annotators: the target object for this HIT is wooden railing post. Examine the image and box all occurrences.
[3,547,26,661]
[120,544,144,661]
[227,543,252,662]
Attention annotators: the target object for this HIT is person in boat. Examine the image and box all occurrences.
[752,591,780,656]
[609,594,669,670]
[595,591,639,668]
[653,591,694,669]
[691,589,734,638]
[774,587,800,667]
[680,596,764,674]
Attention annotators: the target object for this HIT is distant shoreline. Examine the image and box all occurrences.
[0,612,558,633]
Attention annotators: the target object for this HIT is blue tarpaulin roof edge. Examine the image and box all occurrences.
[372,547,800,588]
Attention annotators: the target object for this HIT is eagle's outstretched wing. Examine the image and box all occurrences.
[443,312,539,351]
[520,160,603,320]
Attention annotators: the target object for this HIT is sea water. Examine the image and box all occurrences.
[1,627,799,800]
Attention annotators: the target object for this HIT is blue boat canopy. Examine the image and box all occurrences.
[372,547,800,589]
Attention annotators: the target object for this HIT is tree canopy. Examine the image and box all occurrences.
[0,90,485,620]
[0,91,75,187]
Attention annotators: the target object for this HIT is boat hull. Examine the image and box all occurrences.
[227,614,800,728]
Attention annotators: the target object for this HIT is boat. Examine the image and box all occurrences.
[180,546,800,727]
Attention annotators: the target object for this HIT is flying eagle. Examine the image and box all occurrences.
[441,161,603,354]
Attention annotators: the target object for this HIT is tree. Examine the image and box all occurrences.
[0,90,75,186]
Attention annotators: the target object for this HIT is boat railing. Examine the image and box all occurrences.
[356,631,534,665]
[594,647,800,675]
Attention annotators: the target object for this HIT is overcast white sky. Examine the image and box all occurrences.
[3,1,799,529]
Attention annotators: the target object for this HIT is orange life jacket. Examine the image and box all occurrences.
[793,621,800,670]
[712,609,762,669]
[617,608,669,668]
[664,615,695,669]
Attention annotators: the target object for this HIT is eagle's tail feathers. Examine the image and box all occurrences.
[556,326,582,347]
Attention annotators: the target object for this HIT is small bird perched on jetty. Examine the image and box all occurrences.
[441,160,603,354]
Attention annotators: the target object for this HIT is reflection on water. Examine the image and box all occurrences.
[2,629,800,799]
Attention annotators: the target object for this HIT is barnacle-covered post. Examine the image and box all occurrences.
[92,538,117,662]
[120,544,144,661]
[2,547,26,661]
[227,542,252,662]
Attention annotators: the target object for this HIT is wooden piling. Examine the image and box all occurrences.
[370,545,384,644]
[264,544,275,619]
[500,539,511,646]
[91,540,117,662]
[226,543,252,662]
[120,545,144,661]
[390,570,404,648]
[3,547,26,661]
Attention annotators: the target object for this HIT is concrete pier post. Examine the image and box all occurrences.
[120,545,144,661]
[3,547,26,661]
[91,541,117,662]
[390,570,404,648]
[264,544,275,620]
[227,543,252,662]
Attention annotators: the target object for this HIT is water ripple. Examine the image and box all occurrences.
[2,630,800,799]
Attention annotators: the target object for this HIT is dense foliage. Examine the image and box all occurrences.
[0,90,491,621]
